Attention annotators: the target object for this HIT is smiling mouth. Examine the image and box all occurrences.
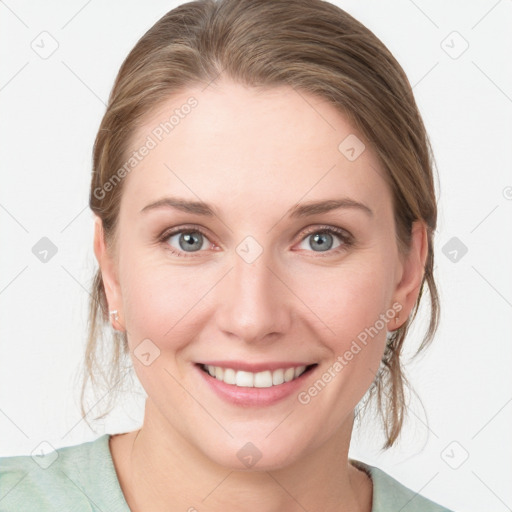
[198,363,317,388]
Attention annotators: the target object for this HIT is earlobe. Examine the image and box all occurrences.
[93,216,125,331]
[391,220,428,330]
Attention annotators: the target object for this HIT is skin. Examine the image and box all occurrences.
[94,79,428,512]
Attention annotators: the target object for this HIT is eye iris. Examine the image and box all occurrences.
[310,232,333,252]
[172,230,340,253]
[180,232,203,251]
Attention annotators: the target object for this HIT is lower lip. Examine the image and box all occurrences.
[195,364,316,406]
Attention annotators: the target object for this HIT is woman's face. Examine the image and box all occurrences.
[96,79,425,469]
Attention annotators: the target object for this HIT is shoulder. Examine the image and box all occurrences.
[352,460,454,512]
[0,434,129,512]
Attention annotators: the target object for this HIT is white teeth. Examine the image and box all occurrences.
[203,364,310,387]
[294,365,306,378]
[254,370,273,388]
[272,369,284,385]
[223,368,236,385]
[284,368,295,382]
[236,370,254,387]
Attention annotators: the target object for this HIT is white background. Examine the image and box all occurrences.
[1,1,511,511]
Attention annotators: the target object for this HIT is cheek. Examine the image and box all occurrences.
[119,249,220,362]
[289,259,395,437]
[118,261,211,398]
[298,257,393,337]
[119,227,396,368]
[295,257,394,389]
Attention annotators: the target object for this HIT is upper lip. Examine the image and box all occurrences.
[197,361,317,372]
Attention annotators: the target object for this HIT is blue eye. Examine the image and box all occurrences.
[163,228,211,255]
[297,227,352,254]
[159,225,353,257]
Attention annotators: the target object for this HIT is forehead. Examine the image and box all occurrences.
[120,80,391,219]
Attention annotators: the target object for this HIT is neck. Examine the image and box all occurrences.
[112,400,372,512]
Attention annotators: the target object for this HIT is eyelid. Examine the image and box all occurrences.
[299,224,352,242]
[158,224,354,257]
[294,225,354,254]
[158,224,216,256]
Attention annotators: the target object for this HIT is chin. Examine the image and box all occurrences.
[196,430,311,472]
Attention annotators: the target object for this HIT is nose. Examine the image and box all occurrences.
[214,246,292,345]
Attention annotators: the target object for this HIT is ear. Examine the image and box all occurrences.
[391,220,429,329]
[93,215,125,331]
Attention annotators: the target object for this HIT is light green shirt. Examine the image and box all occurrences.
[0,434,452,511]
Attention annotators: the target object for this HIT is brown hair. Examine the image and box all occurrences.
[80,0,439,448]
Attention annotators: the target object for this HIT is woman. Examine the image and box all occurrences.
[0,0,453,510]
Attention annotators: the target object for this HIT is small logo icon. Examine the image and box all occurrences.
[236,236,263,264]
[133,338,161,366]
[31,441,59,469]
[442,236,468,263]
[440,441,469,469]
[32,237,58,263]
[441,31,469,60]
[30,31,59,59]
[338,134,365,162]
[236,442,262,468]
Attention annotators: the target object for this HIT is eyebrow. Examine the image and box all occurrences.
[140,197,373,218]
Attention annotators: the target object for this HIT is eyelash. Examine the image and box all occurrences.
[157,224,354,258]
